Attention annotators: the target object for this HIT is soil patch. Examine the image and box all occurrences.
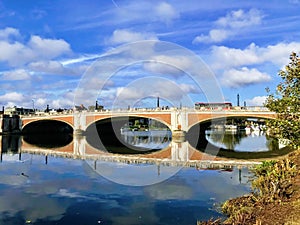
[198,149,300,225]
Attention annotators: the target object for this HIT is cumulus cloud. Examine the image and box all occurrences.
[109,29,158,45]
[0,27,71,66]
[0,92,25,104]
[28,60,76,75]
[0,27,20,40]
[108,1,179,27]
[116,86,143,100]
[193,9,263,43]
[216,9,263,29]
[51,98,73,109]
[211,43,260,69]
[112,77,196,109]
[35,97,47,107]
[261,42,300,66]
[193,29,232,43]
[143,55,192,77]
[221,67,271,88]
[28,35,70,58]
[211,41,300,70]
[178,83,199,94]
[1,69,31,80]
[154,2,179,24]
[245,95,267,106]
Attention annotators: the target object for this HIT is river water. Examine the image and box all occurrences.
[0,129,282,224]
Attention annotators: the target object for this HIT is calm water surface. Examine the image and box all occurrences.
[0,146,252,225]
[2,127,281,224]
[205,129,278,152]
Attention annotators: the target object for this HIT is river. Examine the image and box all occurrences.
[0,129,285,224]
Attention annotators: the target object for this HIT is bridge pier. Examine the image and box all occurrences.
[172,130,186,142]
[0,115,22,134]
[73,111,87,136]
[170,109,188,142]
[170,109,188,132]
[74,129,85,136]
[73,135,87,156]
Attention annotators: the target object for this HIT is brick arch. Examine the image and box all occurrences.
[187,113,276,130]
[22,117,74,130]
[85,114,172,130]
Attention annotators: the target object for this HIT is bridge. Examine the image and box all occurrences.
[20,107,276,136]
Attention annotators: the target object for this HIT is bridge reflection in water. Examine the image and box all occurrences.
[0,133,261,170]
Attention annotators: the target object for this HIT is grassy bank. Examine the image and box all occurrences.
[198,148,300,224]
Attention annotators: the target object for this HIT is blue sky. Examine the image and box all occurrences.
[0,0,300,110]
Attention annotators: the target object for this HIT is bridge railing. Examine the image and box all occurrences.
[19,106,271,118]
[191,106,270,112]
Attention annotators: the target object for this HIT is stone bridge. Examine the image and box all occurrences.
[20,108,276,135]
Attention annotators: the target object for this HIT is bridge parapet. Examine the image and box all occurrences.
[19,106,271,118]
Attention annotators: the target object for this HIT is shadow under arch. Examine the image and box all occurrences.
[22,120,73,148]
[22,119,73,134]
[187,117,293,159]
[85,116,171,154]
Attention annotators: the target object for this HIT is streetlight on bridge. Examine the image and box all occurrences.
[32,99,35,114]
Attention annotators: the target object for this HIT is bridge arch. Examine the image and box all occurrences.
[84,115,171,154]
[22,119,74,134]
[22,116,74,129]
[85,114,172,131]
[187,113,276,131]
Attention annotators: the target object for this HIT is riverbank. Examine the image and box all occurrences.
[198,148,300,224]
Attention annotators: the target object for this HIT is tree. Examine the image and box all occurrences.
[265,52,300,148]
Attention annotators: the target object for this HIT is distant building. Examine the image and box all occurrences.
[4,106,34,116]
[74,104,87,111]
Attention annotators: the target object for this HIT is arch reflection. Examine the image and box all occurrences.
[85,116,171,154]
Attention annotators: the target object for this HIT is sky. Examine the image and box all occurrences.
[1,0,300,110]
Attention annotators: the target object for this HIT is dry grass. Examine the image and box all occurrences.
[199,149,300,225]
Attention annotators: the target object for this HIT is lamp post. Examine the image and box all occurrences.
[32,99,35,114]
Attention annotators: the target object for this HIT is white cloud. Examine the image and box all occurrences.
[111,1,179,26]
[61,54,101,66]
[143,55,192,76]
[51,99,73,109]
[193,9,263,43]
[0,27,20,40]
[193,29,232,43]
[261,42,300,66]
[178,83,199,94]
[113,78,194,108]
[35,98,47,107]
[2,69,31,80]
[116,86,142,100]
[155,2,179,24]
[211,43,260,69]
[0,28,71,66]
[245,95,267,106]
[221,67,271,88]
[210,42,300,70]
[28,60,75,75]
[109,29,158,45]
[0,92,25,104]
[216,9,262,29]
[28,35,71,59]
